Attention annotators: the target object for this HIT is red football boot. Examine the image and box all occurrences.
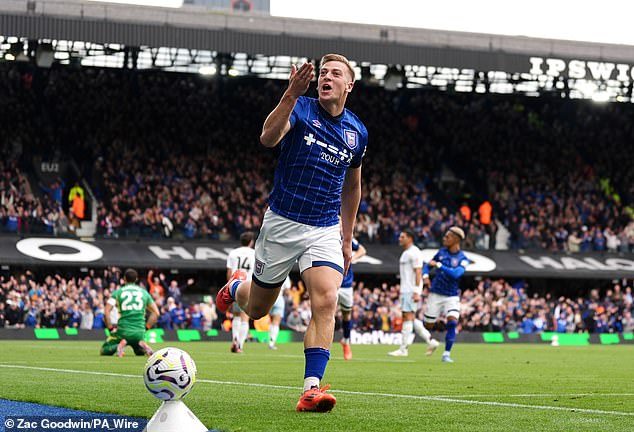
[216,270,248,313]
[341,340,352,361]
[296,385,336,412]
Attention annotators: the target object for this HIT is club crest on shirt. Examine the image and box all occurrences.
[312,119,322,128]
[344,130,358,149]
[254,259,265,276]
[451,258,459,267]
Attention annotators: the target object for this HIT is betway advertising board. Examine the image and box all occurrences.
[1,237,633,278]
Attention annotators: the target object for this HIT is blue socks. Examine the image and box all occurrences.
[304,347,330,380]
[342,320,352,340]
[445,320,457,352]
[230,280,241,299]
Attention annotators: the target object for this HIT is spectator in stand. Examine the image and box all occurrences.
[200,296,217,331]
[5,299,24,328]
[68,182,84,207]
[170,302,187,329]
[71,192,85,222]
[93,302,105,329]
[39,178,65,210]
[24,304,39,328]
[157,305,173,330]
[189,303,204,330]
[605,228,621,252]
[147,270,165,302]
[459,203,471,223]
[622,311,634,333]
[80,300,94,329]
[286,307,306,332]
[40,303,57,328]
[567,230,582,252]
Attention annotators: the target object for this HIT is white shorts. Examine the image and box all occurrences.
[338,287,353,311]
[424,292,461,323]
[269,293,285,317]
[400,293,421,313]
[253,209,343,288]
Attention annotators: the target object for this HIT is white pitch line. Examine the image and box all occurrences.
[327,390,634,417]
[1,364,633,417]
[435,393,634,398]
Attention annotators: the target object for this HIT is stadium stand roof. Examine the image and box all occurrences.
[2,0,634,73]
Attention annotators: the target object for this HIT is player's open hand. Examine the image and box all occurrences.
[287,63,314,98]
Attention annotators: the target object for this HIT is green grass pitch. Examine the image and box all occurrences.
[0,341,633,431]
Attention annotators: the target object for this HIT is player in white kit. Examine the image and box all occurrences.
[268,276,292,350]
[388,229,439,357]
[225,231,255,353]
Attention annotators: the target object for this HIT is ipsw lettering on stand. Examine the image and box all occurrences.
[529,56,634,81]
[304,133,353,166]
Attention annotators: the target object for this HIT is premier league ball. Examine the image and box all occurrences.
[144,347,197,401]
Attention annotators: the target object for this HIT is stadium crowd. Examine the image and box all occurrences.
[1,268,632,335]
[0,63,632,251]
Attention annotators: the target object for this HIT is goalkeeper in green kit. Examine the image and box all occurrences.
[100,268,159,357]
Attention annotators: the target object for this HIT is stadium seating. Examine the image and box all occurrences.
[0,63,632,251]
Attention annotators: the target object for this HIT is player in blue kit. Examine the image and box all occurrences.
[216,53,368,412]
[423,226,469,363]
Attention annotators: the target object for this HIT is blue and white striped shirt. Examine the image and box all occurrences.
[423,248,469,297]
[268,96,368,227]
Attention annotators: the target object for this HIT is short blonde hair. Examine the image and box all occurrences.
[319,53,355,82]
[448,226,465,240]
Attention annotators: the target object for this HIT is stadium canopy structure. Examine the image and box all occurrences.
[1,0,634,101]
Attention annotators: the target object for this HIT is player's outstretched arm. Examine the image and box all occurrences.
[260,63,314,148]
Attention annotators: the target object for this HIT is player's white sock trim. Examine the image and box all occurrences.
[304,377,319,392]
